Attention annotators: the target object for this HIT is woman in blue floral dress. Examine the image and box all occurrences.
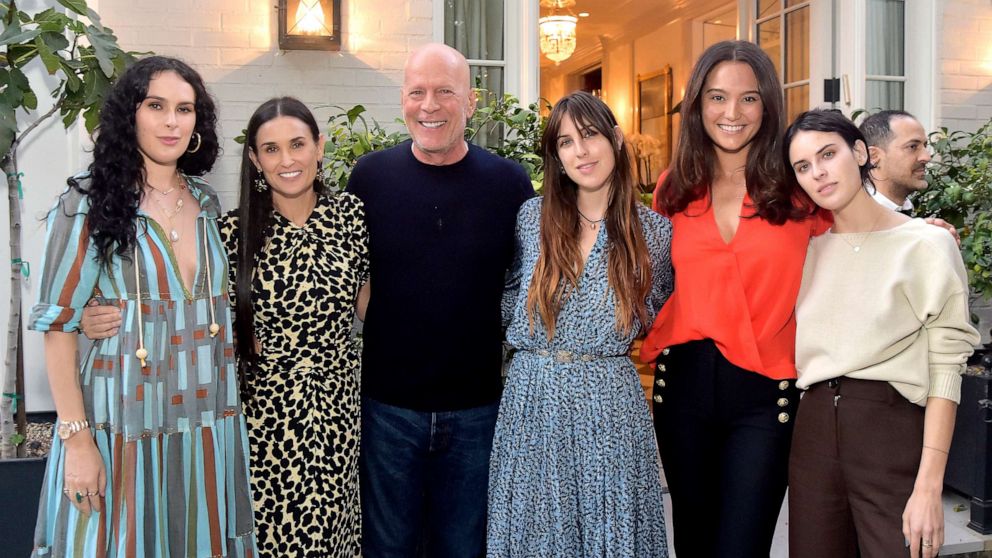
[487,91,672,557]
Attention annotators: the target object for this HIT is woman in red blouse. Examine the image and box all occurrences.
[645,40,826,557]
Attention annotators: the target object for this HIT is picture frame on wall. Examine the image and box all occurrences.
[634,66,673,188]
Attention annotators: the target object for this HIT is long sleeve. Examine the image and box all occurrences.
[641,207,674,332]
[28,187,101,333]
[502,204,528,330]
[916,231,981,402]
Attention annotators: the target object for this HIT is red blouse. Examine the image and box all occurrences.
[642,190,831,380]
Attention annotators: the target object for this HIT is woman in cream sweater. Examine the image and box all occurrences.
[783,109,979,558]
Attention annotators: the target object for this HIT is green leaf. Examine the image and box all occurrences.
[82,105,99,133]
[62,59,82,92]
[82,66,109,105]
[21,90,37,110]
[346,104,366,126]
[0,18,41,46]
[84,24,118,77]
[57,0,89,16]
[34,36,60,74]
[40,31,71,53]
[61,107,80,129]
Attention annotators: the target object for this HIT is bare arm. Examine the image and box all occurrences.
[45,331,106,515]
[355,280,371,322]
[902,396,956,558]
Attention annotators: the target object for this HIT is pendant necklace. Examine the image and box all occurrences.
[835,211,884,253]
[577,209,606,230]
[146,177,186,243]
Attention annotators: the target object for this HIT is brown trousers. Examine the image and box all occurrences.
[789,377,925,558]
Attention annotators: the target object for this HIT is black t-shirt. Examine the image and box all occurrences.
[347,141,534,411]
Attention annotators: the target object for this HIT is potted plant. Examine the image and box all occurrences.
[1,0,135,553]
[913,116,992,534]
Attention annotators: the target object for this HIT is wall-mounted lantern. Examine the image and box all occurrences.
[277,0,341,51]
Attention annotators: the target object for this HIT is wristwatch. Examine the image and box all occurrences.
[56,419,90,441]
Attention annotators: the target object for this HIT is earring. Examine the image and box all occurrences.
[317,162,327,184]
[253,169,268,192]
[186,132,202,154]
[559,164,566,174]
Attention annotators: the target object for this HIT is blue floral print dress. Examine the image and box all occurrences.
[487,197,673,557]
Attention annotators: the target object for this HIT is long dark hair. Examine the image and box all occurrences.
[656,40,811,224]
[235,97,325,378]
[527,91,651,339]
[784,109,873,189]
[77,56,219,265]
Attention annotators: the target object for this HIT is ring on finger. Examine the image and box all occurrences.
[86,491,98,496]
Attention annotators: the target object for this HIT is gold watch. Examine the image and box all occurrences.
[56,419,90,441]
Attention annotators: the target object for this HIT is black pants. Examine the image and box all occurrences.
[653,339,799,558]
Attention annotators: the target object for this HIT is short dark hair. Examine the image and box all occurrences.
[858,109,917,149]
[784,109,873,188]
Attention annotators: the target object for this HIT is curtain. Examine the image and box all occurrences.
[444,0,506,146]
[866,0,905,109]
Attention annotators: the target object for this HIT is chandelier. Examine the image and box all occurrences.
[539,0,578,64]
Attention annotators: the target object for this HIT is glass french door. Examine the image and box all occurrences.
[743,0,834,123]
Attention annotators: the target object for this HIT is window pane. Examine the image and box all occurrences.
[866,0,904,76]
[786,0,807,7]
[757,17,782,79]
[785,7,809,83]
[469,65,505,148]
[445,0,504,61]
[785,84,808,124]
[758,0,778,19]
[866,80,904,110]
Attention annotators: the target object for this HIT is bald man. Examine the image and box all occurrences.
[346,44,533,557]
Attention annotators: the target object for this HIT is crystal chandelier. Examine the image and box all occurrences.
[540,0,578,64]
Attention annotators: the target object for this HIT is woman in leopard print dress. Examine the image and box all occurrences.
[220,97,369,557]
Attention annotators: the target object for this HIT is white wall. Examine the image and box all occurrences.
[938,0,992,132]
[6,0,434,412]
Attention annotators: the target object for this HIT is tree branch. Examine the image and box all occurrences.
[10,100,63,154]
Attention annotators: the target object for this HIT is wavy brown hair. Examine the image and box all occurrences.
[527,91,651,340]
[656,40,813,224]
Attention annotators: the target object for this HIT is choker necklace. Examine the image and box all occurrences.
[577,209,606,230]
[146,179,186,243]
[834,211,884,253]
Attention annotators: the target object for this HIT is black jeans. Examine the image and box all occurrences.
[652,339,799,558]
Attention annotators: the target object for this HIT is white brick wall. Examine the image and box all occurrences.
[97,0,434,208]
[939,0,992,133]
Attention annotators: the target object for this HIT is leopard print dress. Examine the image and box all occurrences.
[219,193,369,558]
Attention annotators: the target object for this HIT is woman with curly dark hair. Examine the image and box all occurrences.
[28,56,257,557]
[642,40,827,557]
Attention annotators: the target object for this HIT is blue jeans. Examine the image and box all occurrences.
[360,397,498,558]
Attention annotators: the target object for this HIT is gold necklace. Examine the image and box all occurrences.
[835,211,884,253]
[145,170,181,196]
[146,181,186,242]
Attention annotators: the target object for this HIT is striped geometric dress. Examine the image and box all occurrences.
[27,174,258,558]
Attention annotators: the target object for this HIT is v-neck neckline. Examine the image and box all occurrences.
[136,175,209,300]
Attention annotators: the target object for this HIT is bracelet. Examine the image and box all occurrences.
[923,445,949,455]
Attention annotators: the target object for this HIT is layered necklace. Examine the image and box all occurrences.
[145,171,186,243]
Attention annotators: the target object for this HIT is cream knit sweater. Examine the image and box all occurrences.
[795,219,980,405]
